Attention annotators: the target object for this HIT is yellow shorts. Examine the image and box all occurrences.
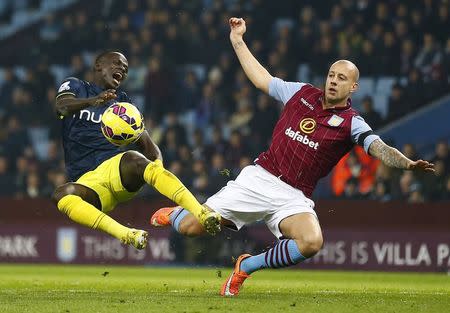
[75,152,139,213]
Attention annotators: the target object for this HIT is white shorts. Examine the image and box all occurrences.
[204,165,317,239]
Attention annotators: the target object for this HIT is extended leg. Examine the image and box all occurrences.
[52,183,147,249]
[151,205,233,237]
[221,213,323,296]
[119,151,221,235]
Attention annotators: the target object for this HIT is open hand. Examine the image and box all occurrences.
[407,160,435,173]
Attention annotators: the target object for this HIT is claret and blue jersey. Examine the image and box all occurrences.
[255,77,380,198]
[56,77,131,181]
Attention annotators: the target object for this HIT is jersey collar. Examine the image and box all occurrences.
[319,92,352,111]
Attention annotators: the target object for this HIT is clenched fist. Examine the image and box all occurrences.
[229,17,246,41]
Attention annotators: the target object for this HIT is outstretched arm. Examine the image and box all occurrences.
[55,90,117,117]
[368,139,435,172]
[229,17,273,93]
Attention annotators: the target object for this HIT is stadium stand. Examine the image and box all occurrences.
[0,0,448,202]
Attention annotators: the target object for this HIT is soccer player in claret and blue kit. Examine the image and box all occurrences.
[150,19,436,295]
[52,51,220,250]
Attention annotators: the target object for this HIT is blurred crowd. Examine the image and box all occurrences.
[332,142,450,202]
[0,0,449,202]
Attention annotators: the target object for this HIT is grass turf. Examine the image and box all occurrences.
[0,264,449,313]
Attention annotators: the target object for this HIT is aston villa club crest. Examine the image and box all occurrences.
[327,114,344,127]
[56,227,77,262]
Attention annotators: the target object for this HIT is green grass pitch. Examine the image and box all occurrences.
[0,264,449,313]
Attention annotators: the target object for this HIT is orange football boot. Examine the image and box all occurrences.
[220,254,252,296]
[150,206,179,227]
[150,205,221,235]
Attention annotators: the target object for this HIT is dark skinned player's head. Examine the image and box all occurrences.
[93,51,128,89]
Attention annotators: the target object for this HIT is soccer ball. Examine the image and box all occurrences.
[101,102,145,146]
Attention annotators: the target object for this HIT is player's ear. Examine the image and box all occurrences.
[350,82,359,93]
[94,60,102,72]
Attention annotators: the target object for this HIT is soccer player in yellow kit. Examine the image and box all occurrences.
[52,51,220,249]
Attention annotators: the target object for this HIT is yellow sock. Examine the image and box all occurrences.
[57,195,129,241]
[143,160,204,219]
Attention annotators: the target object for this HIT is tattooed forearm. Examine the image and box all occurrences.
[232,40,245,50]
[368,139,411,169]
[229,36,272,93]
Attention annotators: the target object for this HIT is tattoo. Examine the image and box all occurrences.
[232,40,245,50]
[368,139,411,169]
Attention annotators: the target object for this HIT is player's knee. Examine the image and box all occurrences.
[52,183,75,205]
[296,233,323,258]
[178,215,204,237]
[52,183,82,215]
[122,151,150,176]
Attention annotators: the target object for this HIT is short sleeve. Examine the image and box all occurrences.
[56,77,82,99]
[351,115,380,153]
[268,77,307,105]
